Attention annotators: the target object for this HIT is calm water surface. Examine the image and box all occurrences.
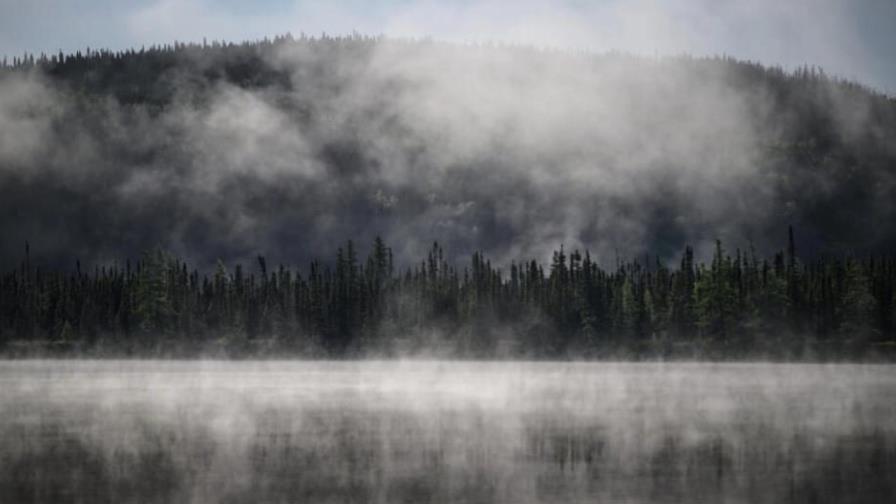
[1,361,894,503]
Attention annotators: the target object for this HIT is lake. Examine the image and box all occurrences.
[1,361,895,503]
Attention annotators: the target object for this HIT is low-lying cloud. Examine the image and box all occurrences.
[0,37,894,271]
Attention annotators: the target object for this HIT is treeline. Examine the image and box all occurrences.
[0,33,382,107]
[1,229,894,359]
[1,32,886,106]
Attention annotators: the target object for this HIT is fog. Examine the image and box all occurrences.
[3,5,895,502]
[1,360,894,502]
[1,38,894,270]
[6,1,894,93]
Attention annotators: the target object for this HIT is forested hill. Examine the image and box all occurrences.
[1,231,894,359]
[1,35,895,270]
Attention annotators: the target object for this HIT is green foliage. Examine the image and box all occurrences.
[838,259,878,341]
[694,241,739,341]
[135,247,174,334]
[0,231,893,358]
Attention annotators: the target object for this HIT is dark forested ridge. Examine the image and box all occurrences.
[2,229,894,359]
[2,36,895,358]
[1,34,895,270]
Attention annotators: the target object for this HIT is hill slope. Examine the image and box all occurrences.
[1,35,895,269]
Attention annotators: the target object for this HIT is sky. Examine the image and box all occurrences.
[0,0,894,94]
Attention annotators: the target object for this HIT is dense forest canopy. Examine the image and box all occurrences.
[2,230,894,359]
[1,34,895,272]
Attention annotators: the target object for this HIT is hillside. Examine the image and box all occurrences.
[1,34,895,270]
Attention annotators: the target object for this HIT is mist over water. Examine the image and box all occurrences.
[2,360,894,503]
[2,2,896,502]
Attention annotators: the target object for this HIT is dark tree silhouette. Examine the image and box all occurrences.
[1,231,893,359]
